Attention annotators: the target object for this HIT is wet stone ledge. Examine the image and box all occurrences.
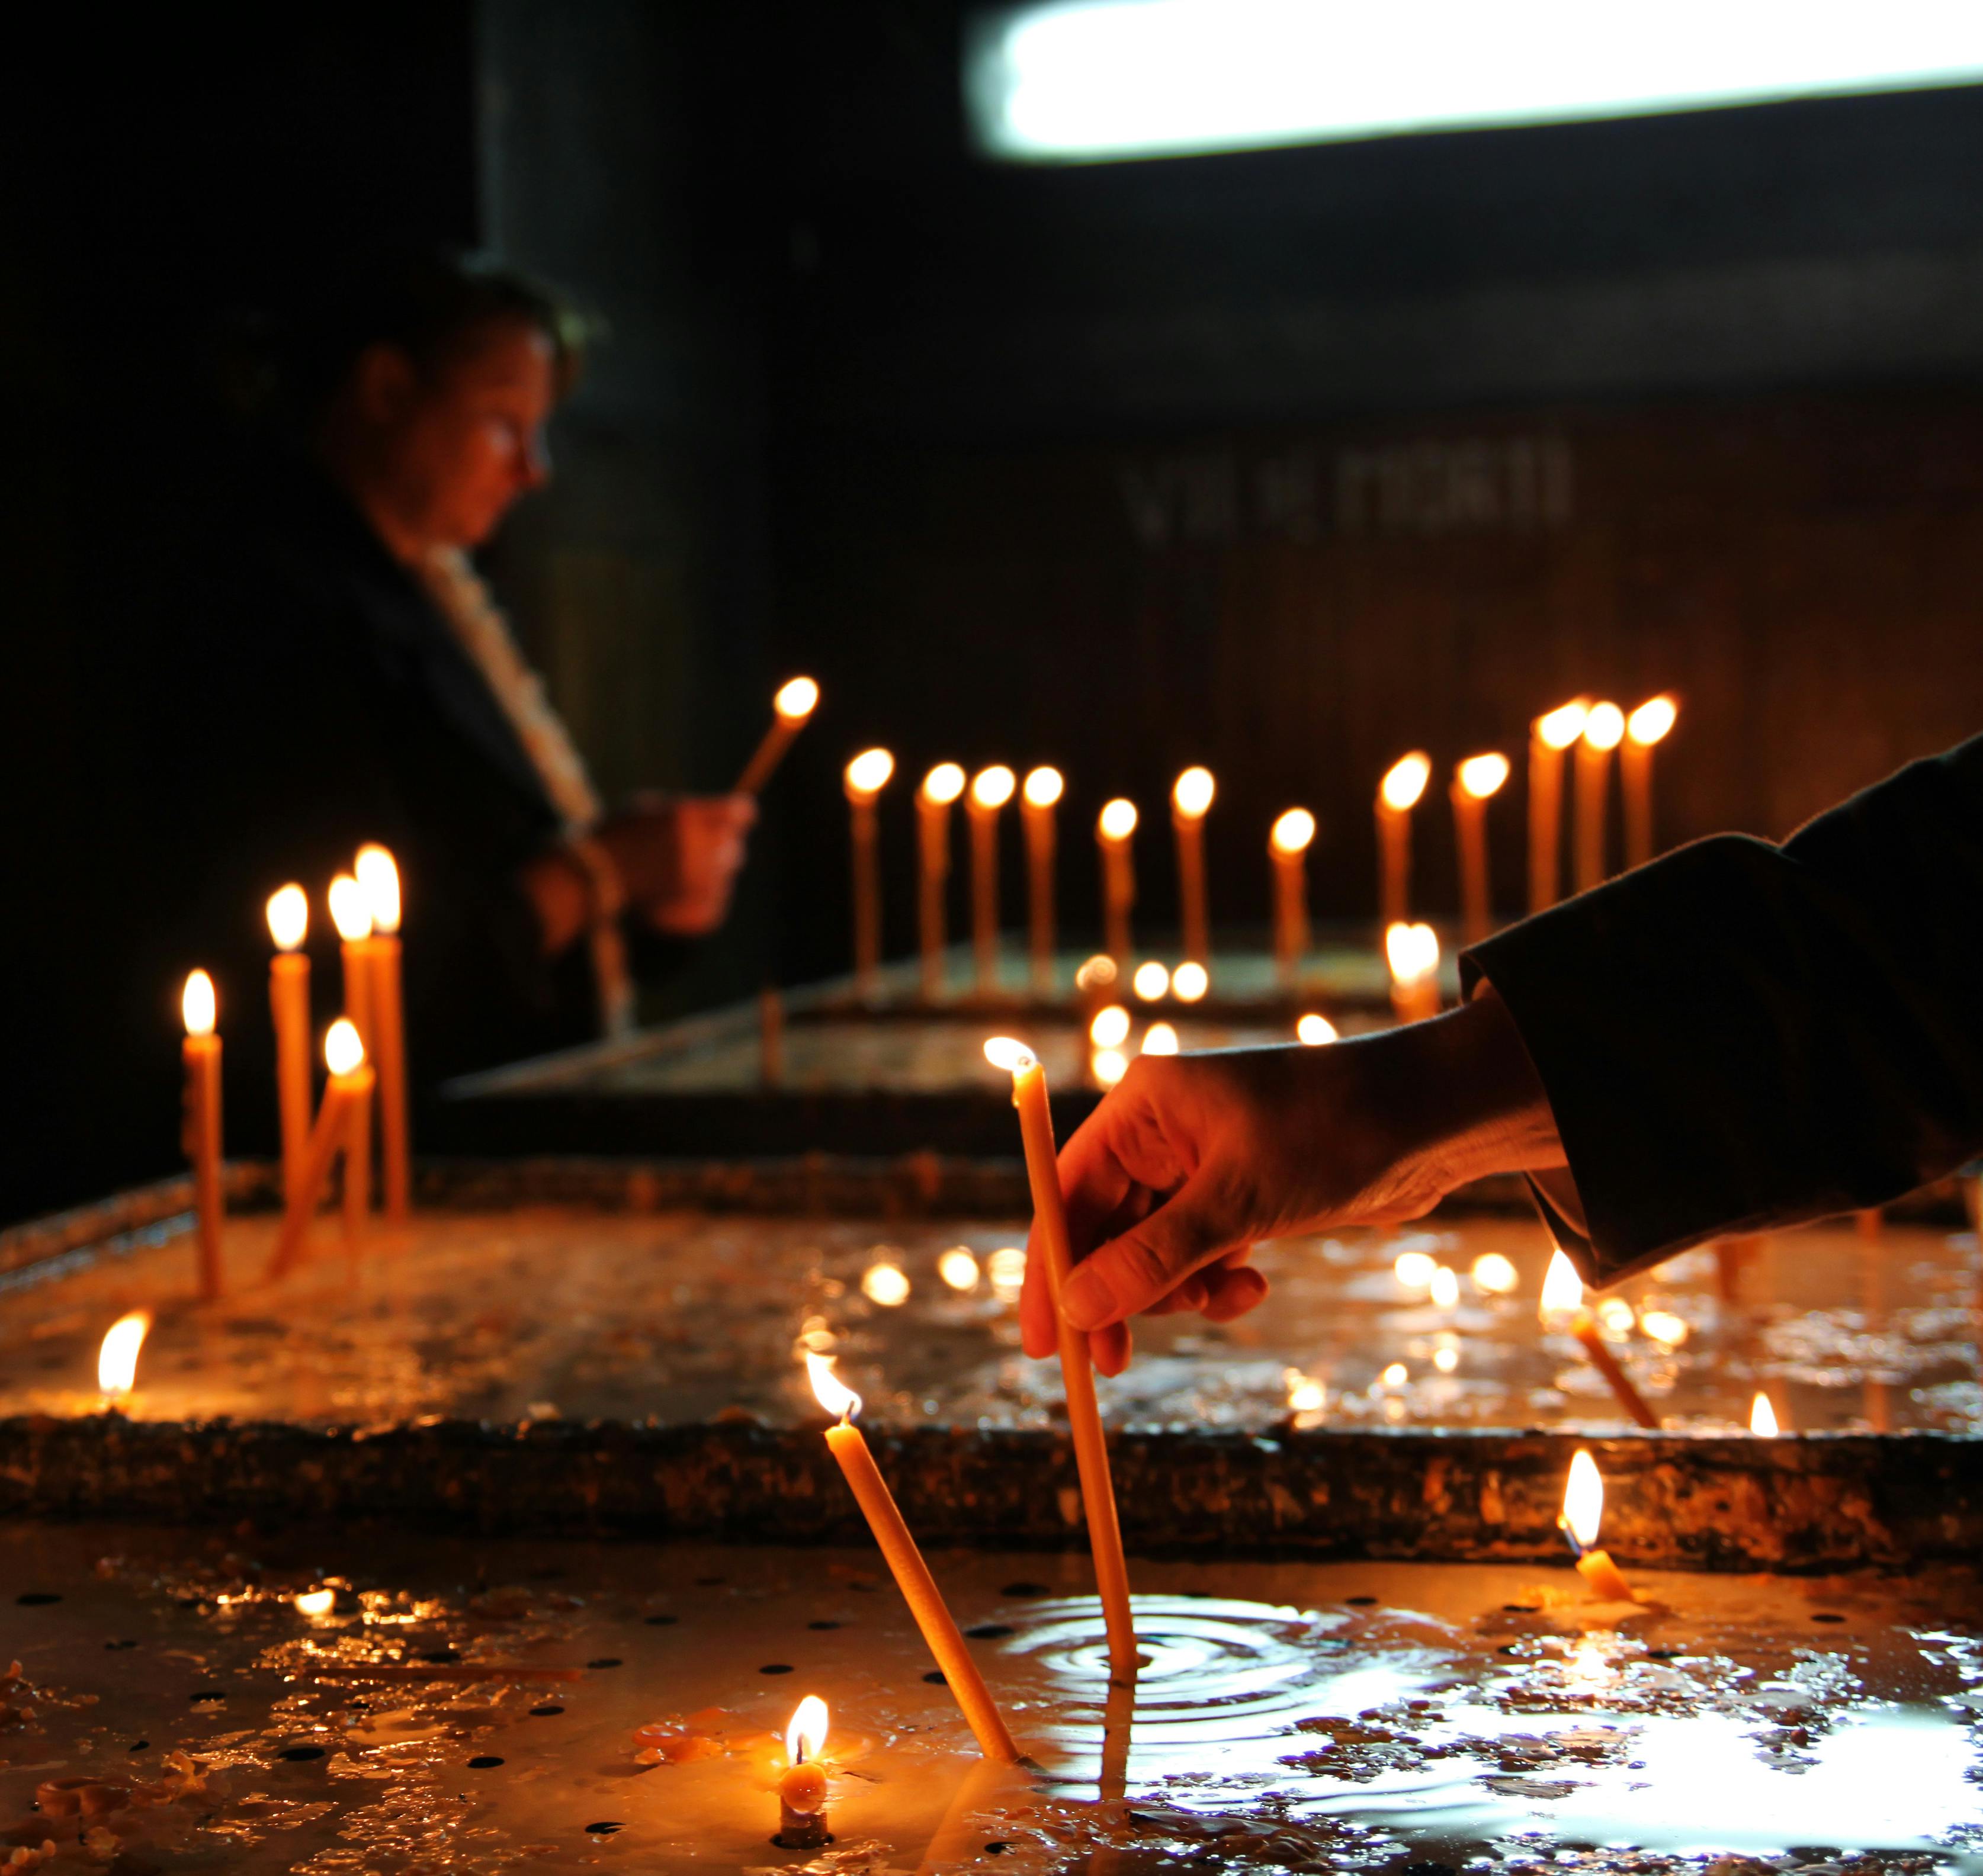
[0,1414,1975,1570]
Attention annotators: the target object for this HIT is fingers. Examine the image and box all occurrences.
[1060,1171,1247,1331]
[1201,1263,1269,1322]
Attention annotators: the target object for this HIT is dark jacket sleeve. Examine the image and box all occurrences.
[1463,734,1983,1281]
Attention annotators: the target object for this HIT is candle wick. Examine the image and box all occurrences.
[1556,1515,1586,1560]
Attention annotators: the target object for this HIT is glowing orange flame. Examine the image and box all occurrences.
[355,845,401,934]
[293,1588,336,1617]
[1457,753,1510,799]
[970,765,1016,810]
[1092,1048,1128,1085]
[922,763,965,805]
[1583,702,1625,751]
[181,970,216,1038]
[1750,1392,1779,1437]
[1270,808,1315,855]
[1295,1013,1337,1045]
[774,676,820,722]
[1172,961,1209,1001]
[1098,798,1138,841]
[328,874,373,942]
[1089,1005,1131,1048]
[786,1695,829,1765]
[844,749,895,798]
[1022,766,1064,808]
[325,1019,365,1077]
[98,1312,150,1396]
[1536,699,1590,750]
[805,1351,861,1422]
[1470,1251,1519,1294]
[861,1264,909,1307]
[1172,767,1215,819]
[1379,753,1432,812]
[1132,961,1170,1001]
[1384,921,1439,986]
[1142,1021,1179,1055]
[1538,1248,1583,1323]
[983,1035,1037,1074]
[1561,1448,1604,1550]
[266,885,308,952]
[1627,695,1677,746]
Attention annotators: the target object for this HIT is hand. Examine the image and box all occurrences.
[603,794,756,936]
[1019,992,1567,1376]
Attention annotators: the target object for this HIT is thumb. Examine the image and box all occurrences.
[1059,1173,1243,1332]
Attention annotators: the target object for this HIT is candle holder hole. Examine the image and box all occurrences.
[529,1704,564,1717]
[467,1756,503,1769]
[1812,1612,1846,1623]
[964,1624,1013,1639]
[278,1746,326,1762]
[922,1670,947,1685]
[585,1822,623,1836]
[126,1743,147,1755]
[587,1657,623,1669]
[759,1663,794,1675]
[1345,1596,1378,1606]
[643,1614,678,1626]
[189,1690,226,1704]
[16,1592,60,1606]
[807,1620,841,1630]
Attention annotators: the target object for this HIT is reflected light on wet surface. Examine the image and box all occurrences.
[860,1263,910,1307]
[1428,1265,1461,1309]
[986,1247,1027,1302]
[1394,1251,1437,1290]
[1469,1251,1518,1294]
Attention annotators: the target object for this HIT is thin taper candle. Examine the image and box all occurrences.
[1528,699,1587,913]
[1021,767,1062,997]
[266,886,312,1212]
[1170,767,1214,968]
[355,846,409,1220]
[736,676,820,795]
[845,749,894,998]
[917,764,964,1000]
[1096,800,1137,965]
[968,767,1015,997]
[987,1036,1137,1684]
[180,971,224,1301]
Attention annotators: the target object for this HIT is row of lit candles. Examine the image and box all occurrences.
[823,692,1677,995]
[176,844,413,1298]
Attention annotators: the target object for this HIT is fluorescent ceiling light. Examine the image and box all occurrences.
[967,0,1983,163]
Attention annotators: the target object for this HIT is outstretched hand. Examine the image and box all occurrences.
[1019,992,1567,1376]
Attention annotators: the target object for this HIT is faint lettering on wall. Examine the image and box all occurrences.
[1121,435,1573,547]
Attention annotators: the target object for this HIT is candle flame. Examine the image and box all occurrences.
[1285,1370,1326,1413]
[970,764,1016,810]
[938,1248,980,1292]
[1639,1309,1690,1348]
[1089,1005,1130,1048]
[1143,1021,1179,1056]
[1131,961,1170,1001]
[786,1694,829,1765]
[922,762,966,805]
[1172,961,1209,1001]
[328,874,373,942]
[325,1019,366,1077]
[97,1311,150,1396]
[1270,807,1315,855]
[1384,921,1439,986]
[1092,1047,1128,1085]
[1394,1250,1436,1289]
[983,1035,1038,1074]
[1172,766,1215,819]
[1457,753,1510,799]
[1429,1265,1461,1308]
[1536,699,1591,750]
[1750,1392,1779,1437]
[293,1587,336,1617]
[986,1247,1026,1300]
[775,676,820,723]
[1469,1251,1519,1294]
[1098,798,1138,841]
[355,845,401,934]
[1539,1248,1584,1321]
[861,1263,910,1307]
[181,970,216,1038]
[1295,1012,1337,1045]
[1022,765,1064,808]
[805,1351,862,1422]
[845,748,895,797]
[1379,752,1432,812]
[1582,702,1626,751]
[1073,953,1116,991]
[1627,694,1677,746]
[267,885,309,952]
[1561,1448,1605,1551]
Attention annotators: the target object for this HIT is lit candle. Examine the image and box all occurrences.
[968,767,1016,997]
[1558,1448,1635,1601]
[984,1036,1137,1684]
[1375,753,1431,929]
[354,846,409,1221]
[180,970,224,1301]
[917,763,965,1000]
[266,886,312,1213]
[1268,809,1314,989]
[1750,1392,1780,1437]
[1574,702,1625,894]
[1131,960,1169,1002]
[97,1312,150,1407]
[736,676,820,795]
[1450,753,1509,945]
[1295,1012,1337,1045]
[1528,699,1589,913]
[267,1020,374,1280]
[775,1695,831,1849]
[1539,1251,1660,1429]
[1170,767,1215,969]
[844,749,895,998]
[805,1355,1020,1761]
[1141,1021,1179,1056]
[1621,694,1677,870]
[1096,799,1137,965]
[1384,921,1440,1024]
[1020,767,1063,997]
[328,873,374,1054]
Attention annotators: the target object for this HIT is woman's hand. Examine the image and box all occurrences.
[1019,992,1568,1376]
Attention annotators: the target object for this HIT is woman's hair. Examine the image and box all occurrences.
[285,249,595,416]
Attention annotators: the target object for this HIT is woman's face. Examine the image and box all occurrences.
[366,318,559,551]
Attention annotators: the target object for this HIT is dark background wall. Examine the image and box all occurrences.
[7,3,1983,1218]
